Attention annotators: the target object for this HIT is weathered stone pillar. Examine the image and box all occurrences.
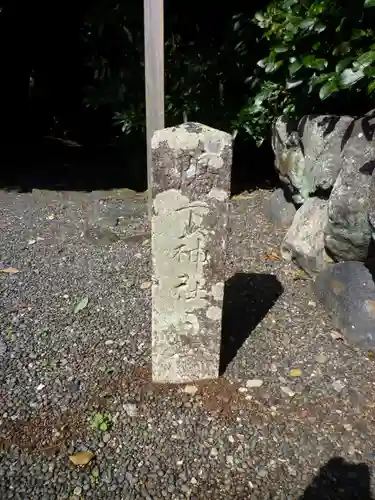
[151,123,232,383]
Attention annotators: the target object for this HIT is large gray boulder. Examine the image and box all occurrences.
[314,260,375,350]
[281,197,332,275]
[368,169,375,238]
[299,115,354,196]
[325,116,375,261]
[272,114,354,204]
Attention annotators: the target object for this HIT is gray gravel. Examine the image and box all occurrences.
[1,187,375,499]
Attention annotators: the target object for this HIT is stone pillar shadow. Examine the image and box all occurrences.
[219,272,283,375]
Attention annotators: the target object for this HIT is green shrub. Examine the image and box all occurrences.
[236,0,375,145]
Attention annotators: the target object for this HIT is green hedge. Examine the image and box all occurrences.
[236,0,375,144]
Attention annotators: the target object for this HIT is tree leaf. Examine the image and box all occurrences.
[289,60,303,75]
[0,267,20,274]
[319,80,338,100]
[69,451,95,466]
[368,80,375,93]
[74,296,89,314]
[335,58,354,73]
[265,252,281,261]
[356,51,375,69]
[340,68,365,86]
[286,79,303,89]
[364,66,375,77]
[273,45,288,53]
[265,60,283,73]
[303,56,327,70]
[300,19,315,30]
[365,0,375,7]
[314,23,326,33]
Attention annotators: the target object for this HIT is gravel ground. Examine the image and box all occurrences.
[1,186,375,499]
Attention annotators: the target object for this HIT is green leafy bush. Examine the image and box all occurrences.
[237,0,375,145]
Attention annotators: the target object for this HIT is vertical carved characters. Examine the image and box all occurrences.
[151,123,232,383]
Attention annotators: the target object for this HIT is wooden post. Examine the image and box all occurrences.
[144,0,165,221]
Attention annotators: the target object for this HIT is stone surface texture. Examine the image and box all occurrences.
[367,161,375,237]
[281,197,331,275]
[264,187,297,229]
[299,114,353,196]
[325,116,375,261]
[151,122,232,383]
[273,114,355,204]
[272,117,305,204]
[314,260,375,350]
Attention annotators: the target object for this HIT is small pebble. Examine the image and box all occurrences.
[140,281,152,290]
[103,433,111,443]
[246,379,263,388]
[184,385,198,395]
[123,403,138,417]
[316,353,328,364]
[332,380,346,393]
[281,386,295,397]
[257,467,268,478]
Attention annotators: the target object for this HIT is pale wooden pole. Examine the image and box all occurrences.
[144,0,165,221]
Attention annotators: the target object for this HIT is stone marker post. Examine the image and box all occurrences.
[151,122,232,383]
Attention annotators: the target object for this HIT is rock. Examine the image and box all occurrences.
[103,433,111,443]
[315,353,328,364]
[281,197,332,274]
[280,386,295,397]
[245,379,263,388]
[272,114,354,204]
[123,403,138,417]
[151,123,232,383]
[264,188,296,229]
[332,380,346,393]
[299,115,354,196]
[140,281,152,290]
[367,158,375,238]
[257,467,268,478]
[183,385,198,395]
[272,117,305,204]
[313,260,375,350]
[325,116,375,261]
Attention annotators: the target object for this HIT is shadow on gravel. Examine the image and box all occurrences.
[299,457,373,500]
[219,272,283,375]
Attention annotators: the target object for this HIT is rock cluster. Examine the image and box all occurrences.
[267,111,375,350]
